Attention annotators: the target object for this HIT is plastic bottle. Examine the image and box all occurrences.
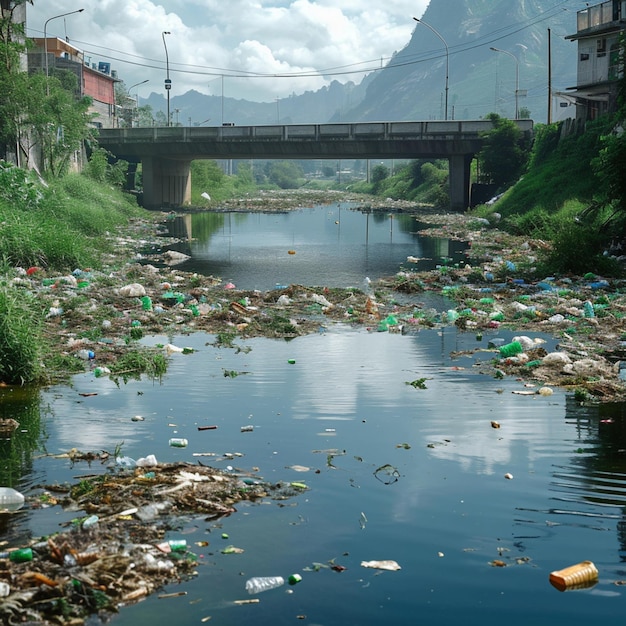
[77,349,95,360]
[169,438,188,448]
[116,456,137,468]
[583,301,595,318]
[245,576,285,594]
[0,581,9,597]
[82,515,99,529]
[141,296,153,311]
[168,539,187,552]
[499,341,523,358]
[8,548,33,563]
[549,560,598,591]
[0,487,25,512]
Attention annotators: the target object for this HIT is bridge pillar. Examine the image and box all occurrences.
[141,157,192,209]
[448,154,473,212]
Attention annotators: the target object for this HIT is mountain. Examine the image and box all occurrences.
[143,0,579,126]
[349,0,578,123]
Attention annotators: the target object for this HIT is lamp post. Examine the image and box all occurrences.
[413,16,449,120]
[128,79,148,127]
[44,8,84,96]
[162,31,171,126]
[490,47,519,119]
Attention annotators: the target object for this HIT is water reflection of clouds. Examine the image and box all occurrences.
[45,329,567,479]
[45,374,156,452]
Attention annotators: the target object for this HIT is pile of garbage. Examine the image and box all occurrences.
[0,461,301,624]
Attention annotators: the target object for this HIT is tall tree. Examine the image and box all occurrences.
[478,113,530,189]
[1,1,95,175]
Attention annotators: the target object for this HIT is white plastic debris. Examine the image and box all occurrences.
[360,560,401,571]
[119,283,146,297]
[512,335,536,351]
[547,314,566,323]
[310,293,332,308]
[542,352,572,366]
[136,454,158,467]
[165,343,184,354]
[163,250,191,265]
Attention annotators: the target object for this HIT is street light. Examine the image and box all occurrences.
[162,31,171,126]
[44,8,84,96]
[413,16,449,120]
[128,79,149,127]
[490,47,519,119]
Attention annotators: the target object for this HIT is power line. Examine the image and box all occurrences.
[26,0,589,83]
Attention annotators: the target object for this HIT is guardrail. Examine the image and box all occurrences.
[99,120,533,144]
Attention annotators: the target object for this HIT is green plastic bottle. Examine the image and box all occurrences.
[9,547,33,563]
[499,341,523,358]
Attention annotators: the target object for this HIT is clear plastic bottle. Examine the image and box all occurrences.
[81,515,99,529]
[245,576,285,594]
[0,487,25,512]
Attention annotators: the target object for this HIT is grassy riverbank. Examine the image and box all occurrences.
[0,165,156,384]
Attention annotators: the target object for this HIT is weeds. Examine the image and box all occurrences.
[0,164,144,271]
[0,285,45,384]
[109,349,168,384]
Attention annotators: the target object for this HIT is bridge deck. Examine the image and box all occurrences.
[98,120,533,161]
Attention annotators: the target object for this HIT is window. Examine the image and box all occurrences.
[597,38,606,57]
[581,53,590,61]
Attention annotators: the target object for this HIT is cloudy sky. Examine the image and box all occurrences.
[26,0,429,102]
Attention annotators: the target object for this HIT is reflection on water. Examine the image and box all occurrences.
[163,204,468,290]
[0,385,44,544]
[3,328,626,623]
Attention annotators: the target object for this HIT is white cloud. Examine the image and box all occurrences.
[26,0,429,102]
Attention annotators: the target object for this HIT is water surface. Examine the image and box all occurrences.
[5,327,626,625]
[166,204,467,290]
[3,204,626,625]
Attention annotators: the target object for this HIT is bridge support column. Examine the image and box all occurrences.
[448,154,473,212]
[141,157,192,209]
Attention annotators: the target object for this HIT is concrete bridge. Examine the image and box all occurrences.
[98,120,533,211]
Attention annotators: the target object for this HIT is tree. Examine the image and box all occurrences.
[1,4,95,176]
[268,161,303,189]
[477,113,530,190]
[0,3,31,163]
[28,71,95,176]
[136,104,155,127]
[371,164,389,193]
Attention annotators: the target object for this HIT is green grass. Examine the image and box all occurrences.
[0,284,45,383]
[0,164,147,384]
[0,167,144,270]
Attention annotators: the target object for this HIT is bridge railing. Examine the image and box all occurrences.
[99,120,533,144]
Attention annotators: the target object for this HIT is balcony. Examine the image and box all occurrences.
[576,1,625,33]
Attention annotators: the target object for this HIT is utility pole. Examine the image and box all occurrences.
[547,28,552,124]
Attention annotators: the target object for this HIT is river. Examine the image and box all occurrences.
[2,204,626,625]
